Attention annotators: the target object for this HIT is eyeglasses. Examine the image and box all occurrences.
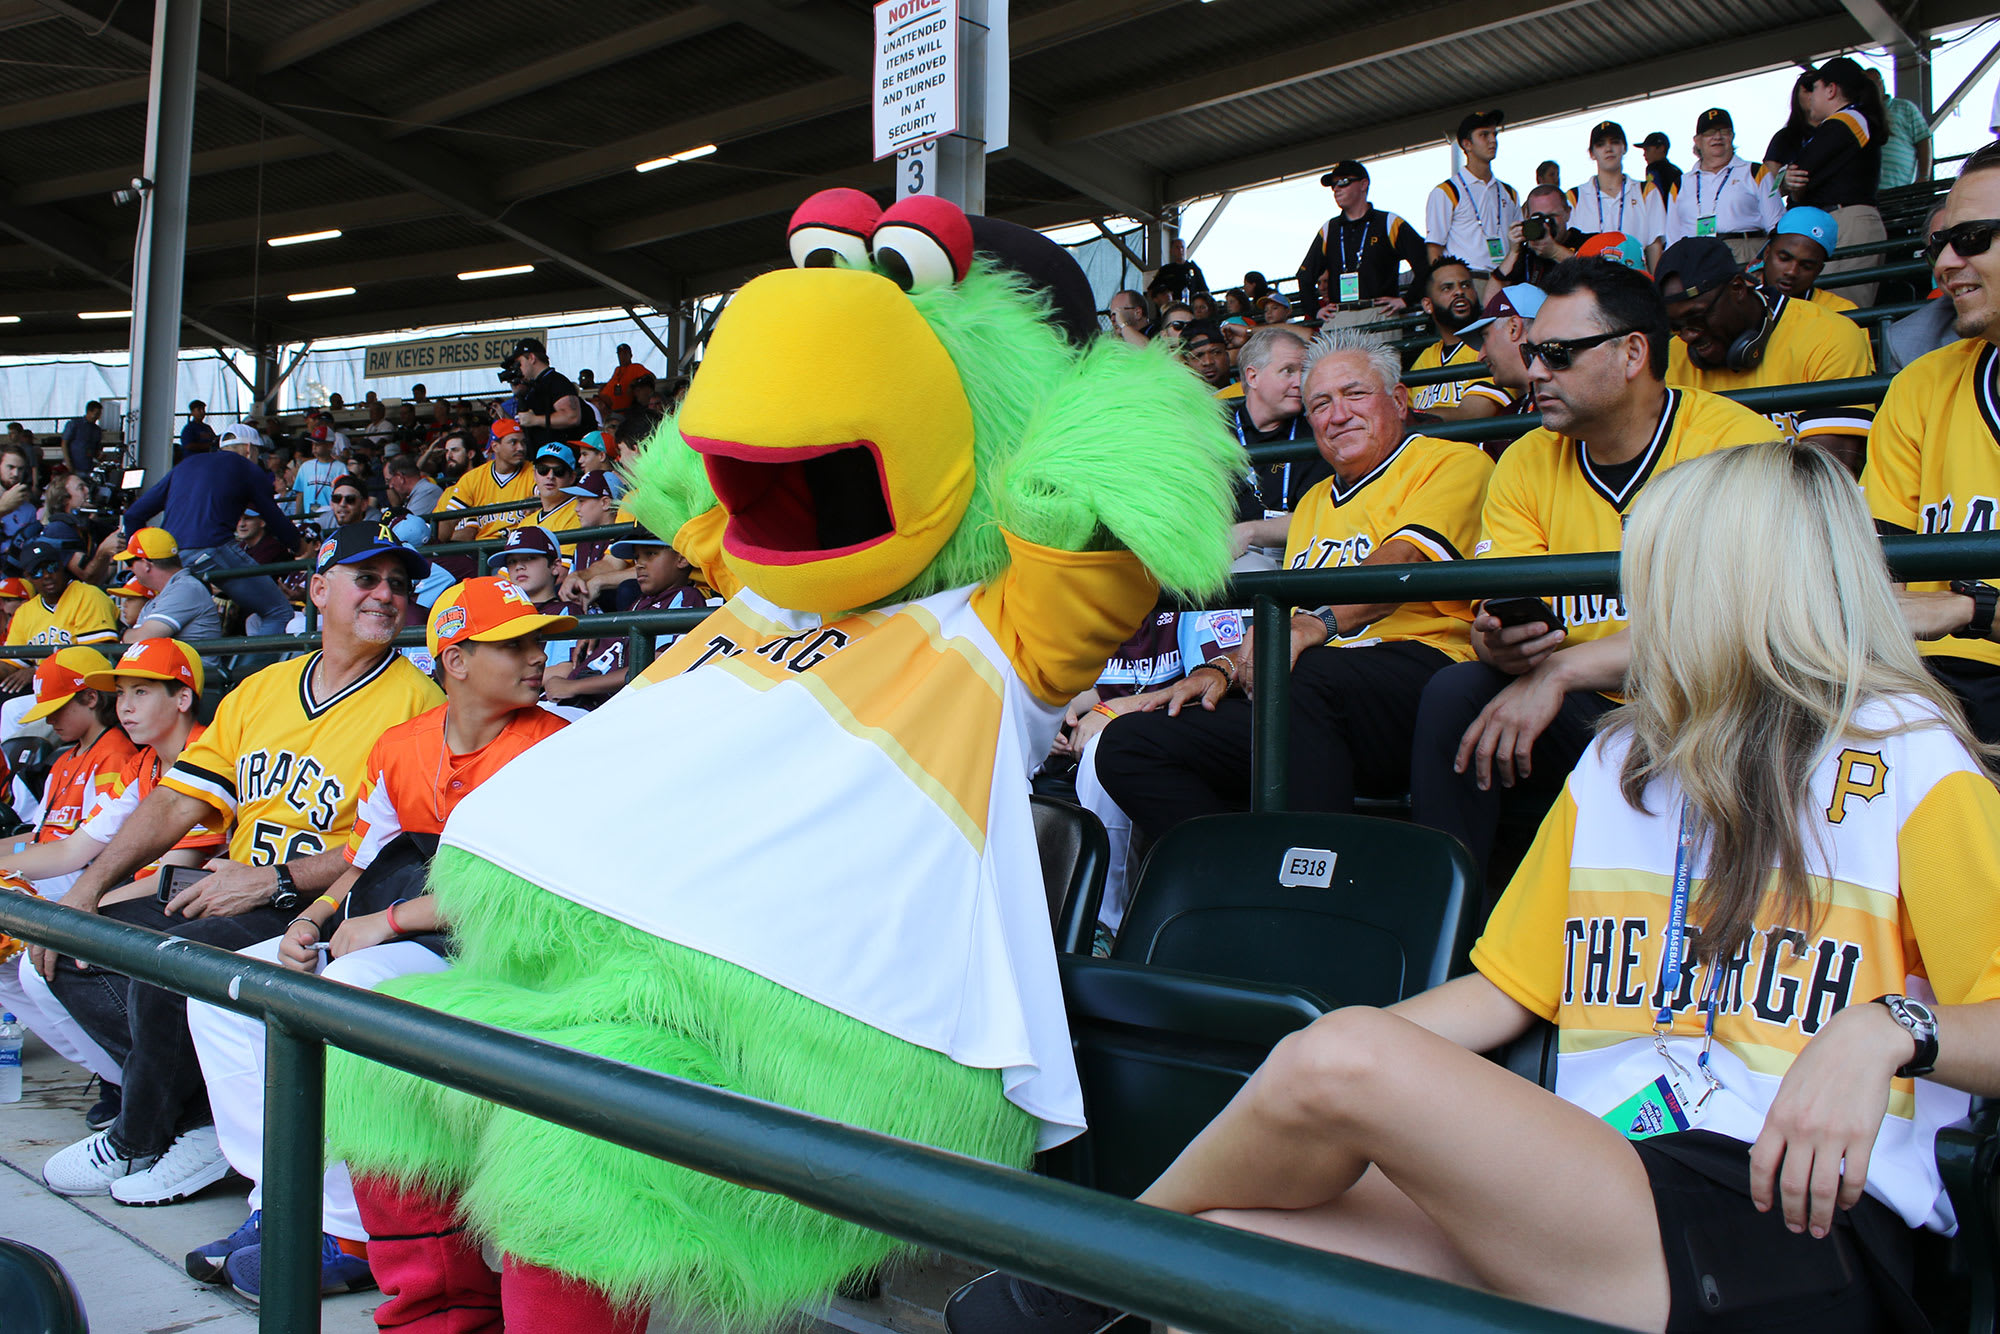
[345,570,413,597]
[1328,176,1363,189]
[534,462,572,477]
[1927,219,2000,266]
[1520,328,1640,371]
[1164,319,1191,332]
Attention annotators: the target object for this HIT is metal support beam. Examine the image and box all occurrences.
[1184,192,1233,258]
[1007,112,1161,220]
[0,76,148,133]
[596,163,894,251]
[256,0,443,72]
[1932,34,2000,131]
[185,191,448,252]
[622,305,675,369]
[130,0,203,486]
[1090,218,1148,271]
[934,0,991,214]
[13,134,322,207]
[1833,0,1917,52]
[261,1020,325,1334]
[185,241,535,305]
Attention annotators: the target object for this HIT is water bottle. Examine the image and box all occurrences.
[0,1013,21,1103]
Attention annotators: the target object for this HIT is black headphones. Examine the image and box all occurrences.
[1718,283,1776,373]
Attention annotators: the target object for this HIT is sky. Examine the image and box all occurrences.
[1113,18,2000,293]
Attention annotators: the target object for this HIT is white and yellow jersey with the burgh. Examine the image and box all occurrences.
[1471,699,2000,1232]
[439,527,1159,1149]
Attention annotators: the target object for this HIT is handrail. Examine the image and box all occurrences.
[0,891,1622,1334]
[202,522,643,582]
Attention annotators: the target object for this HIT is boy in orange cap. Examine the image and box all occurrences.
[0,575,32,639]
[19,647,137,856]
[108,574,153,633]
[185,577,575,1301]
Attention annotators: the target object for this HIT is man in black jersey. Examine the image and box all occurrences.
[1298,161,1430,327]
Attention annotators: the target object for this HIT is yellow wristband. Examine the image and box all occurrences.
[313,894,340,912]
[1090,702,1118,720]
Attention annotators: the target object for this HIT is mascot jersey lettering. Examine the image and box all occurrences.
[441,462,535,536]
[1407,338,1493,412]
[1863,339,2000,671]
[444,530,1157,1147]
[1283,432,1491,660]
[1472,701,2000,1231]
[163,650,443,865]
[1475,387,1772,652]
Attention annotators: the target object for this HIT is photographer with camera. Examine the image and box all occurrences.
[1497,186,1586,287]
[499,338,583,454]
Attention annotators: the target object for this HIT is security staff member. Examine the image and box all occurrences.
[1656,237,1875,474]
[1664,108,1783,262]
[1426,110,1522,281]
[1298,161,1430,326]
[1569,120,1666,268]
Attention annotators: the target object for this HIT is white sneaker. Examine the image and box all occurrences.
[43,1131,160,1196]
[110,1125,232,1206]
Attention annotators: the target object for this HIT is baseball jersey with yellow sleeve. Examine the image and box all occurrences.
[441,461,536,537]
[1471,701,2000,1231]
[1664,292,1875,439]
[1863,338,2000,671]
[1282,432,1492,661]
[1476,387,1774,647]
[1407,338,1493,412]
[6,581,118,664]
[161,649,443,866]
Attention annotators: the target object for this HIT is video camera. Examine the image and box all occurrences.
[497,336,545,388]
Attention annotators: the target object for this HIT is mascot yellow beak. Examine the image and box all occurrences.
[676,266,976,613]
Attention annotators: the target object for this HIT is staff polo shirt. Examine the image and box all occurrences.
[1425,172,1522,271]
[1794,104,1880,209]
[1664,291,1876,441]
[1663,155,1782,245]
[1297,207,1429,304]
[1567,174,1666,247]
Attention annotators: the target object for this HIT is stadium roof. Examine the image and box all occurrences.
[0,0,1989,355]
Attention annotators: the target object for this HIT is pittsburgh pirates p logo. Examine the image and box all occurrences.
[1825,749,1887,824]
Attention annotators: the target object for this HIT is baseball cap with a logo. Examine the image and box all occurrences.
[1776,206,1839,255]
[108,574,152,599]
[1454,109,1505,143]
[1457,284,1547,342]
[0,577,34,600]
[1577,232,1647,270]
[560,471,616,501]
[426,575,577,658]
[1588,120,1626,148]
[499,525,562,563]
[1695,107,1734,134]
[490,417,523,443]
[111,527,178,563]
[1655,237,1742,301]
[84,637,203,698]
[1318,160,1368,188]
[21,646,113,724]
[313,521,432,580]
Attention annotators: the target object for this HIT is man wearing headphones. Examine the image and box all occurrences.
[1655,237,1875,474]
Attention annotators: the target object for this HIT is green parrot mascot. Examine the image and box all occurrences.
[327,189,1244,1332]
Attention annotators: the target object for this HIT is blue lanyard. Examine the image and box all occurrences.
[1595,177,1625,234]
[1335,214,1375,273]
[1457,173,1494,239]
[1656,800,1726,1085]
[1694,165,1735,218]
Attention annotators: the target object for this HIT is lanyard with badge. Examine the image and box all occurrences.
[1604,801,1727,1140]
[1460,173,1505,265]
[1594,177,1626,235]
[1237,410,1304,518]
[1335,214,1373,303]
[1694,165,1734,238]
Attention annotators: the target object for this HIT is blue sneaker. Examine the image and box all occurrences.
[224,1233,376,1302]
[184,1208,260,1283]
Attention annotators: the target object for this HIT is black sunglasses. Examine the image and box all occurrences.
[1521,328,1640,371]
[1328,176,1363,189]
[1164,319,1191,331]
[534,462,572,476]
[1928,219,2000,266]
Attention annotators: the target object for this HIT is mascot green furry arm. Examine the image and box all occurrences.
[326,189,1244,1329]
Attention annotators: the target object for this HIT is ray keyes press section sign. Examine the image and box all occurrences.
[873,0,957,160]
[363,329,549,381]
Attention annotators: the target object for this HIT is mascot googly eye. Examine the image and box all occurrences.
[871,196,975,292]
[786,188,881,270]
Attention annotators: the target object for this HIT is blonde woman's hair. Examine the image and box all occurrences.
[1605,441,1997,965]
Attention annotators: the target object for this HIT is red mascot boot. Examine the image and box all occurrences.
[500,1257,649,1333]
[351,1175,503,1333]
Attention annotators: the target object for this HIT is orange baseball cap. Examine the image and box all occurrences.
[20,646,114,723]
[109,575,153,599]
[84,637,203,698]
[0,577,31,599]
[426,575,577,658]
[490,418,523,442]
[111,527,179,562]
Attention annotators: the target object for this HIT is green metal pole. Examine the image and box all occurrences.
[627,626,657,675]
[262,1019,325,1334]
[1251,594,1289,813]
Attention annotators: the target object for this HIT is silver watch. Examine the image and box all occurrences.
[1873,994,1939,1079]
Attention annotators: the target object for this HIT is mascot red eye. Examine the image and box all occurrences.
[871,196,973,293]
[786,188,881,271]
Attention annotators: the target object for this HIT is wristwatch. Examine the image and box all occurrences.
[269,862,301,913]
[1950,580,1998,640]
[1315,607,1342,646]
[1872,994,1939,1079]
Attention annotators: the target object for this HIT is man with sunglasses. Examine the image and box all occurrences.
[34,523,442,1202]
[1655,237,1874,474]
[1409,259,1499,420]
[1863,142,2000,742]
[1409,258,1772,887]
[1297,160,1430,328]
[504,442,585,551]
[1438,285,1547,438]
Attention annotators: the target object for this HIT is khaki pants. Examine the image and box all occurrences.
[1724,235,1768,266]
[1821,204,1888,307]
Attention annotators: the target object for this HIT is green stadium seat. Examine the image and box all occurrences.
[0,1238,89,1333]
[1029,794,1107,955]
[1111,812,1477,1004]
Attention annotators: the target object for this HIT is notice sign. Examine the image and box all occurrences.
[363,328,548,380]
[873,0,956,161]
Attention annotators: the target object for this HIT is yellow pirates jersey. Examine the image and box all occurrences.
[1809,286,1859,314]
[1664,291,1875,440]
[1474,703,2000,1230]
[1283,433,1492,660]
[162,649,442,865]
[1863,338,2000,671]
[1477,387,1774,649]
[441,461,536,537]
[1408,337,1493,412]
[5,581,118,665]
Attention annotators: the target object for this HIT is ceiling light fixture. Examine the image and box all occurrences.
[78,309,132,320]
[268,228,343,247]
[458,264,536,280]
[635,143,718,172]
[287,286,356,302]
[0,316,19,325]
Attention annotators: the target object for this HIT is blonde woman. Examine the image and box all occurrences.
[950,442,2000,1334]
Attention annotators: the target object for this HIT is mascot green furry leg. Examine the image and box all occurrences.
[327,850,1035,1327]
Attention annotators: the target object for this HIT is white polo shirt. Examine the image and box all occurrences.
[1567,173,1666,246]
[1663,155,1782,246]
[1425,171,1522,271]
